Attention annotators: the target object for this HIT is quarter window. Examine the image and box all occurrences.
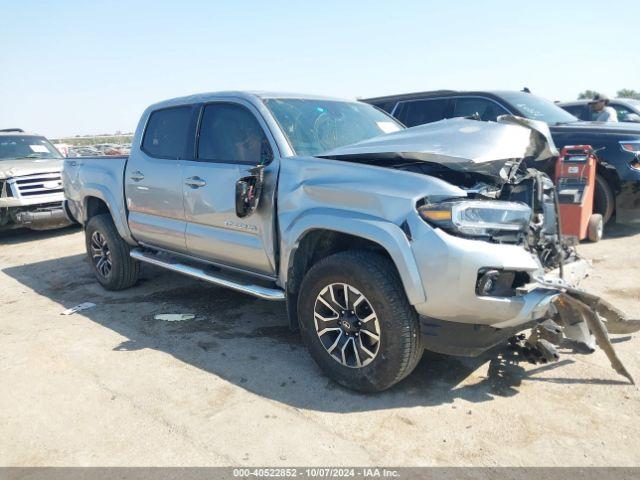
[611,104,633,121]
[197,103,273,165]
[142,106,193,159]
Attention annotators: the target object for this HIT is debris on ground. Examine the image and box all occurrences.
[61,302,96,315]
[153,313,195,322]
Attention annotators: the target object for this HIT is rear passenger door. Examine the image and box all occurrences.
[125,105,196,252]
[394,98,452,127]
[181,101,279,277]
[451,97,510,121]
[562,104,589,121]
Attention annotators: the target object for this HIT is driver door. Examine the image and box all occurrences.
[181,101,279,277]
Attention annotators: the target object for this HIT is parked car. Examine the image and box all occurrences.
[362,90,640,224]
[68,146,101,157]
[62,92,634,391]
[0,128,71,230]
[558,98,640,123]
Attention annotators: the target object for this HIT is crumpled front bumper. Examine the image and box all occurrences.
[410,224,568,328]
[416,259,591,357]
[411,224,639,382]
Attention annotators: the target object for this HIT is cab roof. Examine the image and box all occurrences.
[147,91,355,110]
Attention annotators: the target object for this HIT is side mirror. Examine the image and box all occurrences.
[235,165,265,218]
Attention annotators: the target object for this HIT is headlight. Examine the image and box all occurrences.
[418,199,532,236]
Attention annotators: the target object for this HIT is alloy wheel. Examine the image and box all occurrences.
[313,283,381,368]
[90,230,112,278]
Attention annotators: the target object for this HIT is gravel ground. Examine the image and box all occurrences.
[1,224,639,467]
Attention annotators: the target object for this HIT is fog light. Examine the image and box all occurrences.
[476,269,501,296]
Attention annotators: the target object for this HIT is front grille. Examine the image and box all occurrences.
[10,172,63,198]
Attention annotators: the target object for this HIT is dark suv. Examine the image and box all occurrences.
[362,90,640,224]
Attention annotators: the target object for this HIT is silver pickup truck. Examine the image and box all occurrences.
[63,91,638,391]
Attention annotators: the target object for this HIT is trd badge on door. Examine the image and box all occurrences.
[224,220,258,232]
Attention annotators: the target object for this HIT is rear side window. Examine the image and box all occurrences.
[197,103,273,165]
[452,98,509,121]
[397,98,450,127]
[562,105,587,120]
[611,104,634,121]
[142,106,192,159]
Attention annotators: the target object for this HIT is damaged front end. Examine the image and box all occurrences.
[0,172,70,231]
[322,116,640,383]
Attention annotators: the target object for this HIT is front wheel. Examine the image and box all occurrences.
[298,250,423,392]
[85,214,140,290]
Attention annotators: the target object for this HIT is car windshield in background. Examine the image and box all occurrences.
[263,98,403,156]
[0,136,62,160]
[500,92,578,125]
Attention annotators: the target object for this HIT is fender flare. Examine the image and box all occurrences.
[82,184,135,244]
[280,209,426,305]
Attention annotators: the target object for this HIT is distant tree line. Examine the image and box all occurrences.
[577,89,640,100]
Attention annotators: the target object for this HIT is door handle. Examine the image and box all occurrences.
[130,171,144,182]
[185,176,207,188]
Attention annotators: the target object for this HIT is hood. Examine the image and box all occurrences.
[319,116,558,181]
[550,120,640,136]
[0,158,64,179]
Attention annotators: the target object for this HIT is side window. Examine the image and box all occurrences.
[142,106,193,159]
[397,99,451,127]
[198,103,273,165]
[562,105,587,120]
[452,98,509,121]
[612,104,632,121]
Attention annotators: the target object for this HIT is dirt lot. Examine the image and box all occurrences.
[1,224,639,467]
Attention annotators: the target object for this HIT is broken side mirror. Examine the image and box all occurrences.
[235,165,265,218]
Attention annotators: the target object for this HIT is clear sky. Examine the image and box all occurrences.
[1,0,638,138]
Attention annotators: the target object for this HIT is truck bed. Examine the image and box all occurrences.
[62,155,131,239]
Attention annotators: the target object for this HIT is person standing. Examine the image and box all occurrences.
[590,94,618,122]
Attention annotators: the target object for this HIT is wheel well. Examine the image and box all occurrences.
[285,229,401,332]
[596,162,621,194]
[288,230,396,295]
[84,196,110,222]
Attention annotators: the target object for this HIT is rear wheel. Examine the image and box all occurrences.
[593,174,615,224]
[85,214,140,290]
[298,250,423,392]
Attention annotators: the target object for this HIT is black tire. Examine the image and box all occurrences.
[594,174,615,224]
[85,214,140,291]
[587,214,604,242]
[298,250,422,392]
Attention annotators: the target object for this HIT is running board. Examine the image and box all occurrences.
[130,249,285,301]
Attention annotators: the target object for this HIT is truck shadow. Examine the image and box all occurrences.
[2,253,627,413]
